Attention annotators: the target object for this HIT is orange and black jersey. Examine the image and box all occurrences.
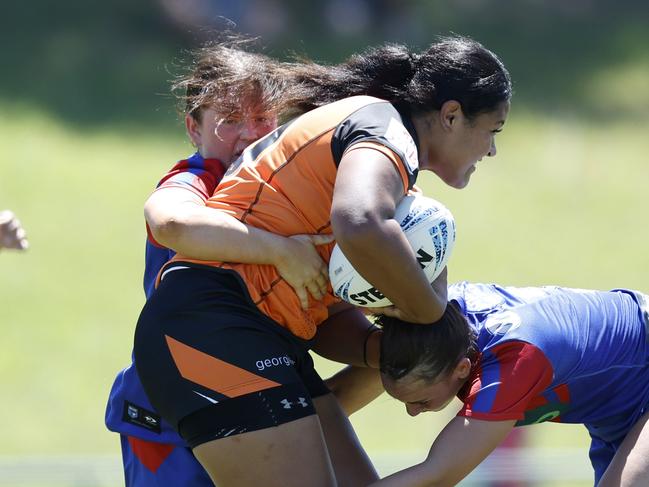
[169,95,421,338]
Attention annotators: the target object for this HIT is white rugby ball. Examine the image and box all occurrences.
[329,195,456,307]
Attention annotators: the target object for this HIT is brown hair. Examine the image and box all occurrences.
[379,301,477,383]
[171,34,511,126]
[171,36,289,122]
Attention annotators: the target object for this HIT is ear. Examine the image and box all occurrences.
[454,357,472,381]
[185,114,201,147]
[440,100,462,130]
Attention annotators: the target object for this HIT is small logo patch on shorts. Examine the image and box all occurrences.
[280,397,309,409]
[122,401,162,433]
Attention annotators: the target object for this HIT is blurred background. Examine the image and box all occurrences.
[1,0,648,485]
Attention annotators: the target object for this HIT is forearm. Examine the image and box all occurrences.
[324,366,384,416]
[313,306,379,367]
[334,219,445,323]
[369,418,515,487]
[145,191,288,265]
[369,462,445,487]
[158,207,286,263]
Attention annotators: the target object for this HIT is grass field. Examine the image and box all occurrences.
[1,103,648,485]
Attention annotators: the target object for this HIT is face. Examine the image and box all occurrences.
[382,358,471,417]
[186,105,278,166]
[418,100,510,189]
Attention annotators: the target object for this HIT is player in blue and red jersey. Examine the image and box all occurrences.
[105,43,338,486]
[375,282,649,487]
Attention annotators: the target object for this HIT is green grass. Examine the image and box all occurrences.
[1,104,648,486]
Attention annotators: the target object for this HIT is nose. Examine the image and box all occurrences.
[241,119,268,142]
[406,404,422,417]
[487,139,497,157]
[239,121,257,141]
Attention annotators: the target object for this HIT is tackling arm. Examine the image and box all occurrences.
[145,186,332,308]
[314,304,385,415]
[324,366,383,416]
[370,417,515,486]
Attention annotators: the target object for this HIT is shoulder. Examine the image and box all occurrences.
[153,153,226,199]
[458,340,553,421]
[331,99,418,177]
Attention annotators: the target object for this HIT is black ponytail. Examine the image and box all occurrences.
[283,35,511,118]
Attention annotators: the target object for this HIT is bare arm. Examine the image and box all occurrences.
[332,148,445,323]
[324,365,384,416]
[313,303,381,367]
[369,417,515,487]
[371,268,448,322]
[145,186,332,307]
[314,304,385,415]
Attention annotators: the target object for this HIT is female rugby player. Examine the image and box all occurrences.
[134,35,512,486]
[376,282,649,487]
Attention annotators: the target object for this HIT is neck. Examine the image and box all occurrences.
[410,112,439,171]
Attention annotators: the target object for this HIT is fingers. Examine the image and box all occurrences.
[0,211,29,250]
[0,210,14,225]
[362,305,412,321]
[295,287,309,310]
[315,267,329,292]
[287,269,330,309]
[281,234,332,307]
[364,306,397,317]
[306,281,323,301]
[13,226,29,250]
[306,269,330,301]
[310,234,335,246]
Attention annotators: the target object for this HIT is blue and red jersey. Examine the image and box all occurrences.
[450,282,649,480]
[106,152,225,444]
[143,153,226,298]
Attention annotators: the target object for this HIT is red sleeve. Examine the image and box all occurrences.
[154,157,225,200]
[146,157,226,247]
[457,341,553,422]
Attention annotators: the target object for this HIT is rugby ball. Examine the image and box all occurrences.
[329,195,455,307]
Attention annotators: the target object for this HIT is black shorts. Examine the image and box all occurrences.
[134,263,330,448]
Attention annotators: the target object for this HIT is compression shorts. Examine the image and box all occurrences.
[134,263,330,448]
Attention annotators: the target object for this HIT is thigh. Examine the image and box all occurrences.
[193,414,336,487]
[313,393,379,487]
[121,435,212,487]
[599,411,649,487]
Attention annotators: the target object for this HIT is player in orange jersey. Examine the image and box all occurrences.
[134,36,512,486]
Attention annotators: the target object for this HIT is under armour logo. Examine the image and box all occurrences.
[280,397,308,409]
